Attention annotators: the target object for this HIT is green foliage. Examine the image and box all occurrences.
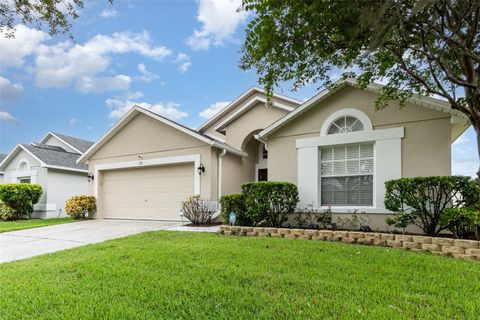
[242,181,299,227]
[0,217,73,233]
[384,176,477,236]
[440,207,480,240]
[334,211,369,231]
[219,194,251,226]
[241,0,480,179]
[294,206,333,229]
[0,0,92,38]
[0,200,16,221]
[0,184,43,220]
[385,212,415,234]
[64,195,96,220]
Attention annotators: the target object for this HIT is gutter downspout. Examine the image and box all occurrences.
[254,134,268,150]
[217,148,227,200]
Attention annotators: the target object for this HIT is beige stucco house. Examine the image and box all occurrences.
[77,80,470,229]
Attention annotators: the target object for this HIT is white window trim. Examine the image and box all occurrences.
[320,108,373,136]
[297,127,404,213]
[255,143,268,181]
[93,154,201,198]
[17,160,31,171]
[11,170,37,184]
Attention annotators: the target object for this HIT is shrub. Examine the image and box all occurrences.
[440,207,480,240]
[0,184,43,219]
[219,194,251,226]
[384,176,478,236]
[294,206,333,229]
[181,195,219,225]
[334,210,370,231]
[65,195,96,220]
[242,181,299,227]
[385,212,414,234]
[0,200,16,220]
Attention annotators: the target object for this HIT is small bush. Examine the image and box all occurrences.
[0,200,16,220]
[294,206,333,229]
[334,211,370,231]
[242,181,299,227]
[181,195,219,225]
[0,184,43,219]
[384,176,477,236]
[219,194,251,226]
[65,195,96,220]
[440,207,480,240]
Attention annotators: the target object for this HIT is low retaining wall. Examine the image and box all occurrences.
[219,226,480,261]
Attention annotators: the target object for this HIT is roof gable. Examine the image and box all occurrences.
[77,106,247,164]
[259,79,469,140]
[198,87,302,133]
[41,132,94,154]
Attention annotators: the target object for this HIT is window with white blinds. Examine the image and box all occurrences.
[320,144,374,206]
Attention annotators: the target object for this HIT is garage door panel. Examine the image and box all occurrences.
[100,163,194,220]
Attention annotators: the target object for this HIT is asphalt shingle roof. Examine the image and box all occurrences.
[22,143,88,171]
[51,132,94,153]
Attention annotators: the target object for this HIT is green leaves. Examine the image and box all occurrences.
[241,181,299,227]
[384,176,478,236]
[0,184,43,220]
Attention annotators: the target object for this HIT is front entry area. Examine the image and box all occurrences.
[100,163,195,221]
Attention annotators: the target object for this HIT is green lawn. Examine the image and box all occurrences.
[0,232,479,319]
[0,217,74,233]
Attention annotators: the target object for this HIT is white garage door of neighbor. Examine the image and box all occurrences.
[101,163,195,220]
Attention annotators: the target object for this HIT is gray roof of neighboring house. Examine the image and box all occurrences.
[51,132,94,153]
[22,143,88,171]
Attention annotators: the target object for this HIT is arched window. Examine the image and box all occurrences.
[320,108,373,136]
[327,116,365,135]
[18,160,30,171]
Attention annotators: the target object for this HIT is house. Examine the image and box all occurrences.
[77,80,470,229]
[0,132,94,218]
[0,154,7,184]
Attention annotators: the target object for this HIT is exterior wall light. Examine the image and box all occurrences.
[197,163,205,175]
[87,172,95,182]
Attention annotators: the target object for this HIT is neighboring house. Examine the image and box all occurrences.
[0,132,94,218]
[77,80,470,229]
[0,154,7,184]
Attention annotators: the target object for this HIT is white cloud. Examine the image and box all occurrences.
[75,75,132,93]
[69,118,79,126]
[0,111,18,123]
[175,53,191,73]
[187,0,249,50]
[100,8,118,18]
[0,76,24,101]
[0,24,50,70]
[105,98,188,121]
[33,30,171,92]
[199,101,230,119]
[137,63,159,82]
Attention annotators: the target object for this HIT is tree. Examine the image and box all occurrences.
[241,0,480,179]
[0,0,97,38]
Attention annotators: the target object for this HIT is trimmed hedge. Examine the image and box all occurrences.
[384,176,478,236]
[242,181,299,227]
[440,207,480,240]
[0,184,43,220]
[65,195,96,220]
[219,194,250,226]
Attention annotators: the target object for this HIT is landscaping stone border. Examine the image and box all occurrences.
[219,226,480,261]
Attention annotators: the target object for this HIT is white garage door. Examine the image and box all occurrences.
[100,163,195,220]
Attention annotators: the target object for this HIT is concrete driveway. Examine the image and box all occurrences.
[0,219,181,263]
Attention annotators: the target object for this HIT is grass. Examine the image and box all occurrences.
[0,232,479,319]
[0,217,74,233]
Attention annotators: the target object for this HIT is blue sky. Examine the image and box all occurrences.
[0,0,477,177]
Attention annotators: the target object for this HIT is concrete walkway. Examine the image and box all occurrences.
[0,219,181,263]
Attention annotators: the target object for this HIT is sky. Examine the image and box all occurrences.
[0,0,478,177]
